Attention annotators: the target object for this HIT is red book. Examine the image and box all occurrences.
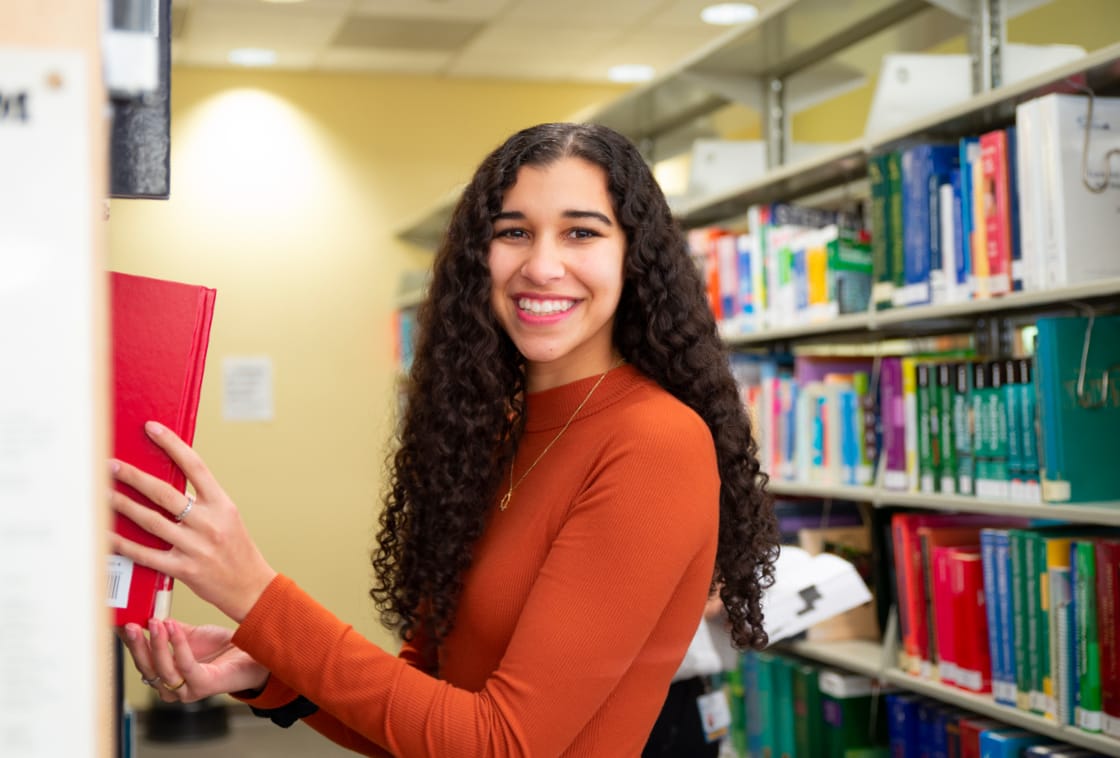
[107,272,216,627]
[958,717,1003,758]
[947,547,991,694]
[979,129,1012,296]
[931,544,962,686]
[1096,538,1120,739]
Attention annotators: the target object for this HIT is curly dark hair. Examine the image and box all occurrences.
[371,122,778,652]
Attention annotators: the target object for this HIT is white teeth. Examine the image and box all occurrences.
[517,298,576,315]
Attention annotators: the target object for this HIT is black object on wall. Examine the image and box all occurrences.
[109,0,171,199]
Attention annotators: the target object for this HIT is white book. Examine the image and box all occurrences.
[938,181,957,303]
[1014,98,1047,292]
[1035,93,1120,287]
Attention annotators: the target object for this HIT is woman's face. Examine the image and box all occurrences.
[488,156,626,392]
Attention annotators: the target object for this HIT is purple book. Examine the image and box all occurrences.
[880,357,908,490]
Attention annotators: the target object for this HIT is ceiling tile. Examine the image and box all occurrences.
[447,23,623,80]
[350,0,510,21]
[184,3,346,50]
[502,0,666,25]
[317,47,454,74]
[332,15,484,52]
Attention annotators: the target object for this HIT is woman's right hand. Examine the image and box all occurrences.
[118,619,270,702]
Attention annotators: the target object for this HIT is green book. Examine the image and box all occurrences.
[1074,539,1103,732]
[917,362,935,493]
[953,362,974,495]
[792,661,826,758]
[756,651,778,757]
[1009,527,1033,710]
[773,655,797,758]
[1003,358,1024,501]
[868,152,894,311]
[937,363,957,494]
[886,152,905,308]
[1016,359,1041,502]
[1035,315,1120,503]
[971,363,991,496]
[724,663,748,756]
[987,361,1010,498]
[819,670,883,758]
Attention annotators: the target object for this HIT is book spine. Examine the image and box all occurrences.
[1005,126,1023,292]
[938,363,957,494]
[1011,529,1032,710]
[980,130,1012,296]
[981,531,1005,698]
[1003,358,1024,501]
[995,530,1018,707]
[953,362,974,495]
[971,150,990,299]
[1075,540,1102,732]
[883,358,908,491]
[737,233,755,332]
[1097,541,1120,739]
[932,545,957,684]
[953,551,991,693]
[1028,533,1047,715]
[903,358,919,492]
[957,137,979,299]
[887,152,906,310]
[1017,359,1041,503]
[717,231,738,322]
[971,363,990,497]
[939,178,958,304]
[869,154,894,311]
[917,362,935,493]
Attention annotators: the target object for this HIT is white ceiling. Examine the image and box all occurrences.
[170,0,770,82]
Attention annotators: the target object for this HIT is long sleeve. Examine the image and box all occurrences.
[231,368,720,756]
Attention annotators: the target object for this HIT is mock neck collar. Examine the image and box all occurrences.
[523,364,644,432]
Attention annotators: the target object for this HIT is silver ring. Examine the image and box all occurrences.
[175,494,195,523]
[141,674,162,687]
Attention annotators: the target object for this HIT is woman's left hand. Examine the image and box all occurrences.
[109,421,277,623]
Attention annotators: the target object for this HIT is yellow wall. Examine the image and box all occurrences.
[108,67,624,708]
[792,0,1120,142]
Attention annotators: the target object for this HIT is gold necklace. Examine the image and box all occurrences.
[499,358,624,511]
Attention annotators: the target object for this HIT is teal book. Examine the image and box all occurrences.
[937,363,958,494]
[792,660,826,758]
[1003,358,1024,500]
[1035,315,1120,503]
[773,655,797,758]
[1017,359,1042,503]
[755,651,778,757]
[953,362,974,495]
[743,650,765,757]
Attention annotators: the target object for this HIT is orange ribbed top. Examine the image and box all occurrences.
[233,365,720,756]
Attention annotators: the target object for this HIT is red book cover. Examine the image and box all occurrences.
[891,513,991,674]
[931,544,961,685]
[958,717,1003,758]
[948,547,992,694]
[979,129,1012,296]
[916,525,987,679]
[1096,538,1120,738]
[107,272,216,627]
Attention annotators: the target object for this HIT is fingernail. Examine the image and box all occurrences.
[145,421,164,435]
[124,626,136,642]
[109,460,120,474]
[149,619,159,635]
[166,620,177,636]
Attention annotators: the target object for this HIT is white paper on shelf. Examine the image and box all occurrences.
[760,545,873,644]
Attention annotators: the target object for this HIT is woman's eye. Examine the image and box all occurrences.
[569,228,601,240]
[494,228,527,239]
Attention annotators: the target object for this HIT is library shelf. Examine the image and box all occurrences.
[765,480,1120,526]
[782,639,1120,756]
[783,638,886,679]
[883,668,1120,757]
[720,277,1120,346]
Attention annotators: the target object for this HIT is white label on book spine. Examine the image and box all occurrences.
[107,555,134,609]
[1104,714,1120,739]
[1077,707,1102,732]
[0,49,97,758]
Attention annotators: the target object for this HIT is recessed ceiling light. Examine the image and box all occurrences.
[700,2,759,25]
[228,48,277,67]
[608,64,655,83]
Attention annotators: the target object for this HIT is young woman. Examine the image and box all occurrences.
[112,122,778,756]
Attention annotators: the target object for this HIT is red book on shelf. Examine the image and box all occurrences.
[979,129,1012,296]
[958,717,1003,758]
[1096,538,1120,739]
[947,546,992,694]
[107,272,216,627]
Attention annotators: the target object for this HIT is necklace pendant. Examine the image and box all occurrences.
[499,491,512,511]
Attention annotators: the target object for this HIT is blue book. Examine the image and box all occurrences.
[994,528,1018,707]
[957,137,980,296]
[1005,126,1023,291]
[980,529,1007,703]
[839,387,860,485]
[978,728,1049,757]
[887,693,922,757]
[736,233,755,326]
[900,144,958,306]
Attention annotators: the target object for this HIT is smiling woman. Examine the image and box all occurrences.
[111,122,778,757]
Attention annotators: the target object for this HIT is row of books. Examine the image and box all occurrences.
[887,690,1111,757]
[689,205,873,336]
[689,93,1120,335]
[870,92,1120,311]
[731,314,1120,505]
[890,513,1120,739]
[725,651,887,758]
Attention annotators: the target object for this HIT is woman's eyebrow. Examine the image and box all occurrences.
[492,209,614,226]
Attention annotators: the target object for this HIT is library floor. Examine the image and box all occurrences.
[137,711,355,758]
